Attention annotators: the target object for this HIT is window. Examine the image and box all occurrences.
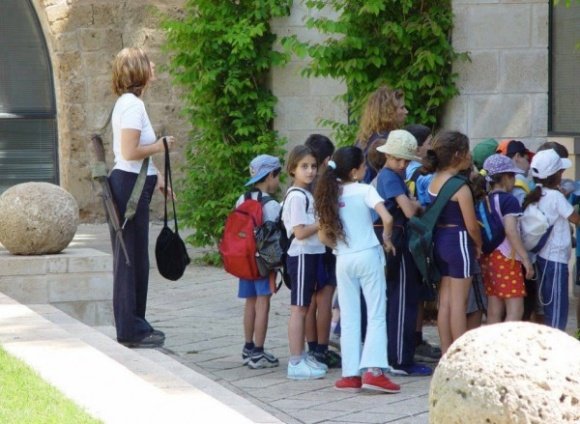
[0,0,58,193]
[550,2,580,134]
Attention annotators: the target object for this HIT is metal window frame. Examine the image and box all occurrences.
[0,0,59,185]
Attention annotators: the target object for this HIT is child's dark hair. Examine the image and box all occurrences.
[287,145,315,178]
[367,138,387,172]
[314,146,364,246]
[469,171,487,203]
[404,124,431,147]
[423,130,470,173]
[305,134,335,166]
[523,172,562,209]
[537,141,569,158]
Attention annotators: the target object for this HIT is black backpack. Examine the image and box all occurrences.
[278,188,309,289]
[407,175,467,292]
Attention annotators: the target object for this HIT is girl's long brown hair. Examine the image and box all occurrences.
[356,86,405,149]
[314,146,364,246]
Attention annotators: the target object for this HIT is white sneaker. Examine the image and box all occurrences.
[306,352,329,371]
[287,358,327,380]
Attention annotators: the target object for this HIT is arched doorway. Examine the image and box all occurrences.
[0,0,58,193]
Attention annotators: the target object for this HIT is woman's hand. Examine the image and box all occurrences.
[158,135,176,153]
[157,172,176,200]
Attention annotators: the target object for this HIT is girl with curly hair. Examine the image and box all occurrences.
[314,146,400,394]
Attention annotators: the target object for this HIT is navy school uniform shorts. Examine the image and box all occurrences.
[434,227,475,279]
[287,253,336,307]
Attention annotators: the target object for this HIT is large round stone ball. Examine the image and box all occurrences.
[0,182,79,255]
[429,322,580,424]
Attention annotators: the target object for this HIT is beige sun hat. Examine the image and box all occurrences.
[376,129,420,161]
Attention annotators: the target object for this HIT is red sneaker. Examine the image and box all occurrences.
[362,371,400,393]
[334,376,362,392]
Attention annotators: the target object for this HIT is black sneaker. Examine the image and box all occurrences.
[248,350,279,369]
[414,341,442,363]
[313,349,342,369]
[118,332,165,348]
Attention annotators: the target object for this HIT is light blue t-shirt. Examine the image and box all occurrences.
[334,182,384,255]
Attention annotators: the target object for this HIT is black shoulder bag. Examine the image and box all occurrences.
[155,138,191,280]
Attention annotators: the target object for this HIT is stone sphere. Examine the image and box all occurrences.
[429,322,580,424]
[0,182,79,255]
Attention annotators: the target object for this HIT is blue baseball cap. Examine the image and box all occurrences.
[245,155,281,186]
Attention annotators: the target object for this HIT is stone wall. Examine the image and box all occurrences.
[30,0,551,221]
[271,2,347,150]
[443,0,549,149]
[32,0,190,221]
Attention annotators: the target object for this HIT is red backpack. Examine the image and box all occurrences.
[219,190,273,279]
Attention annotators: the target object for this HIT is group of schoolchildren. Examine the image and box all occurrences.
[230,85,580,395]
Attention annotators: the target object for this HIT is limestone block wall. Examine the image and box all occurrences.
[31,0,190,221]
[445,0,549,149]
[271,1,348,150]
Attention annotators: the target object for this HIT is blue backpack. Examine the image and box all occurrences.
[476,193,505,254]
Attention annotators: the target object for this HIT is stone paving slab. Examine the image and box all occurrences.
[71,224,579,424]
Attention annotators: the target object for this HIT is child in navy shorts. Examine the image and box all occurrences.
[237,155,281,369]
[282,145,329,380]
[424,131,482,354]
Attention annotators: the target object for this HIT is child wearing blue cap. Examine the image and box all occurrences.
[237,154,282,369]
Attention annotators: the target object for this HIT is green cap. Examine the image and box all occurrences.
[472,138,498,170]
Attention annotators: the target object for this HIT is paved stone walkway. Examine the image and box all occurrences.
[73,223,579,424]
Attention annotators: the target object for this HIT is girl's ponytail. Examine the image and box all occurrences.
[523,185,542,210]
[314,146,363,245]
[314,166,344,246]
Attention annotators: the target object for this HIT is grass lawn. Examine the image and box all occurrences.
[0,346,102,423]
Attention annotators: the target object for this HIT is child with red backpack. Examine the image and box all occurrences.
[232,155,282,369]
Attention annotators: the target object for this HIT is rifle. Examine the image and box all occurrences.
[90,134,130,265]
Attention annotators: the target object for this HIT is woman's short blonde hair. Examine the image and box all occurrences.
[112,48,151,97]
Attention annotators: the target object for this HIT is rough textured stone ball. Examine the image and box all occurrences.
[0,182,79,255]
[429,322,580,424]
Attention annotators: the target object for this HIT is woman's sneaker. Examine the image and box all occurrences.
[288,358,326,380]
[248,350,279,369]
[361,371,400,393]
[335,376,362,393]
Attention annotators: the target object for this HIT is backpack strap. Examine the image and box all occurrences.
[279,188,310,239]
[421,175,467,231]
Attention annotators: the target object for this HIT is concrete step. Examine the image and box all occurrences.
[0,292,281,424]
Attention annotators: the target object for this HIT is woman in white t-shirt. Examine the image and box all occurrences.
[314,146,401,394]
[109,48,175,348]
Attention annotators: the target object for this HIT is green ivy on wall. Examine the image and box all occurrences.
[163,0,291,253]
[282,0,466,145]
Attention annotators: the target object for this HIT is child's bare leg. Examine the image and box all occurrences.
[254,295,271,347]
[448,277,470,345]
[466,310,483,330]
[305,297,317,347]
[438,277,452,354]
[504,297,524,322]
[486,296,504,324]
[315,285,335,345]
[244,297,257,343]
[289,305,308,356]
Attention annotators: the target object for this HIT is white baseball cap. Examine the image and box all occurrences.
[530,149,571,179]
